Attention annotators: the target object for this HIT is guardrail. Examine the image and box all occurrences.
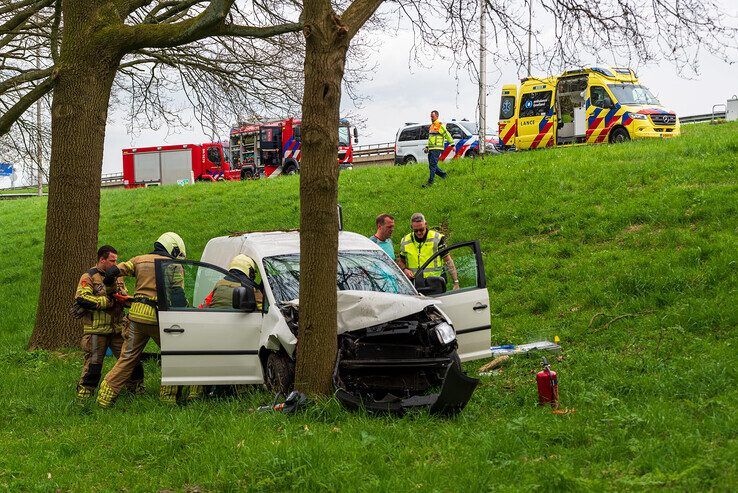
[679,111,726,124]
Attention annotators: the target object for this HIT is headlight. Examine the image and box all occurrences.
[630,113,648,120]
[433,322,456,345]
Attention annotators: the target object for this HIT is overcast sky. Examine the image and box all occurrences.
[2,4,737,187]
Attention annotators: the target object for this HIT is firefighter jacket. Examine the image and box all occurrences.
[427,121,454,151]
[399,230,446,277]
[203,275,263,310]
[116,252,185,324]
[75,268,128,334]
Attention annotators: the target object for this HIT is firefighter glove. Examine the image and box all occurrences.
[103,265,120,286]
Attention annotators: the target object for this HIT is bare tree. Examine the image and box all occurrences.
[293,0,737,394]
[0,0,303,349]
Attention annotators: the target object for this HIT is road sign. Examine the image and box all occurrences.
[0,163,13,177]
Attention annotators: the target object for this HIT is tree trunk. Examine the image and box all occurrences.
[294,6,350,395]
[28,4,122,350]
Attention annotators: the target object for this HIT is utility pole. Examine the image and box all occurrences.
[479,0,487,155]
[36,45,43,196]
[527,0,533,77]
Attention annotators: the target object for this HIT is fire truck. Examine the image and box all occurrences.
[122,142,237,188]
[229,117,357,178]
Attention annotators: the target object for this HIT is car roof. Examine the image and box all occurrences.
[201,230,383,270]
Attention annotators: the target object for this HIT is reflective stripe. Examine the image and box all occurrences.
[399,230,444,277]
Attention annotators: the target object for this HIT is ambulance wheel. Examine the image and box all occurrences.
[283,164,298,175]
[404,155,417,164]
[610,127,630,144]
[265,351,294,396]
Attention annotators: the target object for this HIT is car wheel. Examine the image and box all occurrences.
[610,127,630,143]
[265,351,295,396]
[404,155,417,164]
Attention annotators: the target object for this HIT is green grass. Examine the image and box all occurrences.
[1,123,737,491]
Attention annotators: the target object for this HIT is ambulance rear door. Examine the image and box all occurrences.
[498,85,518,149]
[515,83,556,150]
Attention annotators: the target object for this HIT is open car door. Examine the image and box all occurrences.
[155,259,265,386]
[414,241,492,362]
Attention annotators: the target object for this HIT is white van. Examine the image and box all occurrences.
[152,230,492,414]
[394,119,500,165]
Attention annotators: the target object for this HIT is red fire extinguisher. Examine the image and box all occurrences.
[536,357,559,407]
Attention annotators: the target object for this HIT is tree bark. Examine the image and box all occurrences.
[294,4,350,395]
[28,3,123,350]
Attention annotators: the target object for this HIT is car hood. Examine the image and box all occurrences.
[283,290,441,335]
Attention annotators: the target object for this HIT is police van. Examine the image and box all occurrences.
[394,119,499,165]
[498,66,680,150]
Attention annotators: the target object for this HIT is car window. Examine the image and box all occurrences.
[264,250,416,304]
[398,127,420,141]
[446,123,465,140]
[519,91,552,118]
[590,86,614,108]
[500,96,516,120]
[418,125,429,140]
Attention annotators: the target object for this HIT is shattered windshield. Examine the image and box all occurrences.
[607,84,660,105]
[263,250,416,304]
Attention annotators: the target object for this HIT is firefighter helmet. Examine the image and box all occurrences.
[229,254,260,284]
[156,232,186,259]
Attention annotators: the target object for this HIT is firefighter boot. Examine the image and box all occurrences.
[76,385,94,401]
[187,385,204,402]
[159,385,180,405]
[97,379,118,409]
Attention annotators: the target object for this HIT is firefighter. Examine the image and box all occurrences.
[74,245,144,400]
[97,232,189,408]
[397,213,459,289]
[423,110,454,188]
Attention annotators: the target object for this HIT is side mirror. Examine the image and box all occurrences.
[232,286,257,312]
[414,275,446,296]
[353,127,358,139]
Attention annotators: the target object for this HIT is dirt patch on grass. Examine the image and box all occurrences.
[623,224,645,234]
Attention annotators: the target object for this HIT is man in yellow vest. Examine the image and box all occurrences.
[423,110,454,188]
[97,232,188,408]
[397,213,459,290]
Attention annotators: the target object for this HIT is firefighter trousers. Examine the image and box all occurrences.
[78,331,144,394]
[101,320,182,403]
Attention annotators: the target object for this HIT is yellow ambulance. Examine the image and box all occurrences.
[498,67,679,150]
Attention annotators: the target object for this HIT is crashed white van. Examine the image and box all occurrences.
[153,231,492,413]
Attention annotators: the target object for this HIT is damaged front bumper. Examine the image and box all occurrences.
[335,364,479,416]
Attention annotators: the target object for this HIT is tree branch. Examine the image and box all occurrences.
[0,66,54,96]
[342,0,384,41]
[0,73,56,136]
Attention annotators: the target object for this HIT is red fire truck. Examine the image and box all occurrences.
[122,142,237,188]
[229,117,357,178]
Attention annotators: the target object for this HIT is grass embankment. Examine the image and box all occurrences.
[0,123,736,491]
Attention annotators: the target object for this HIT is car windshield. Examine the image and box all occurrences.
[458,121,477,135]
[263,250,417,304]
[607,84,660,105]
[338,126,350,147]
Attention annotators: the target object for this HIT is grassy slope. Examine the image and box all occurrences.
[0,123,736,491]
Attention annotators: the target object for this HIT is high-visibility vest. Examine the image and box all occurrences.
[399,230,444,277]
[428,121,454,150]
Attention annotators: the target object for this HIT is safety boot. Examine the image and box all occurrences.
[97,380,118,409]
[76,386,94,401]
[128,381,146,396]
[187,385,204,402]
[159,385,180,405]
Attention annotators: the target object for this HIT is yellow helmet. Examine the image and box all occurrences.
[229,254,260,284]
[156,232,186,259]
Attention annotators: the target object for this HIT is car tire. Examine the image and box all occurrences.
[610,127,630,144]
[265,351,295,396]
[465,149,478,159]
[283,164,298,175]
[404,155,417,164]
